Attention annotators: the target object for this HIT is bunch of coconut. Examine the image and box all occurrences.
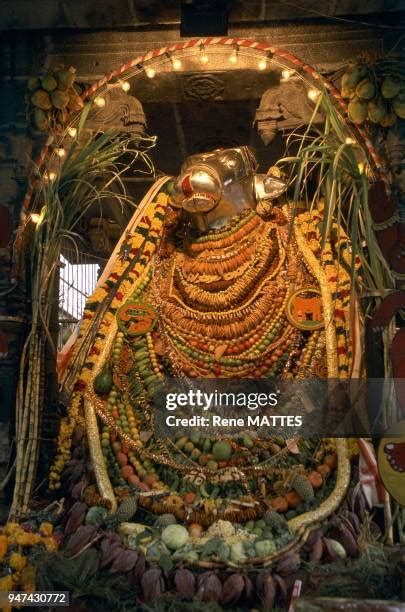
[340,63,404,127]
[27,66,84,132]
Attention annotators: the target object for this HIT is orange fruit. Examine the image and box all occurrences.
[271,496,289,513]
[308,471,323,489]
[285,490,302,509]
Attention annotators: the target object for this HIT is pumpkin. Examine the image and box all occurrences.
[93,363,113,394]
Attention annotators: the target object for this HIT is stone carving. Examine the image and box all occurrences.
[182,73,225,100]
[384,123,405,222]
[86,88,146,135]
[255,80,323,145]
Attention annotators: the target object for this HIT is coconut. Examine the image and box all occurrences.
[341,64,368,90]
[341,86,355,100]
[355,78,375,101]
[379,111,397,128]
[392,94,405,119]
[367,99,386,124]
[57,68,76,91]
[68,92,84,111]
[40,74,58,92]
[31,89,52,110]
[381,76,401,99]
[51,89,70,110]
[33,108,49,131]
[27,76,40,91]
[348,97,368,124]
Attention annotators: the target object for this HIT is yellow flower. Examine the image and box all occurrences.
[0,574,13,592]
[15,532,41,547]
[0,534,8,562]
[9,552,27,571]
[4,522,20,536]
[42,537,58,552]
[39,522,53,537]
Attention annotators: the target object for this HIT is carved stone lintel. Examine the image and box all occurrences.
[255,80,323,145]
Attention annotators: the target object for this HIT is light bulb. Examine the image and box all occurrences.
[307,89,321,102]
[48,171,57,181]
[345,137,355,145]
[200,52,209,64]
[307,89,320,101]
[67,127,77,137]
[121,80,130,92]
[94,96,106,108]
[55,147,66,158]
[31,213,40,224]
[146,67,156,78]
[229,50,238,64]
[172,58,182,71]
[281,69,294,81]
[258,57,267,71]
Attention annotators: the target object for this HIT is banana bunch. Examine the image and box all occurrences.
[340,62,404,127]
[27,65,84,132]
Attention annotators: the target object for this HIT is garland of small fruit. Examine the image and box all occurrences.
[341,59,405,127]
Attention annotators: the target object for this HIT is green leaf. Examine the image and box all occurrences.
[159,553,174,571]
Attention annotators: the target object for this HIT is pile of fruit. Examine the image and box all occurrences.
[27,66,84,132]
[340,62,404,127]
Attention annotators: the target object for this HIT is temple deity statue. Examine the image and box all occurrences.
[53,147,360,538]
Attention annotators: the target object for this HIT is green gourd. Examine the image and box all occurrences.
[93,363,113,395]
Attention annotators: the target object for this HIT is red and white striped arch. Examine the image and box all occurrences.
[20,36,387,220]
